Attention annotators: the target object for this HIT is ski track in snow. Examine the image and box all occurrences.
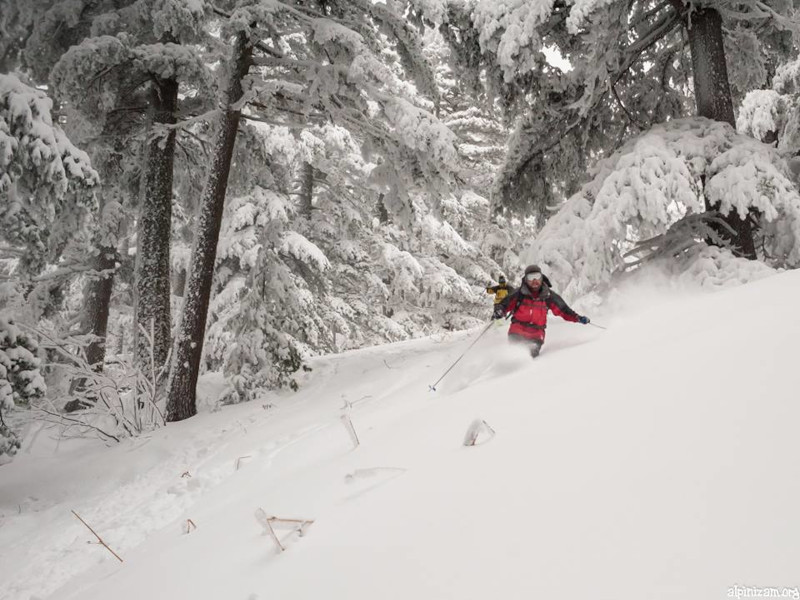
[0,330,475,600]
[0,399,344,600]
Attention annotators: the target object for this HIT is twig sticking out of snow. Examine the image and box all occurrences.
[185,519,197,534]
[340,410,360,449]
[71,510,123,563]
[463,419,496,447]
[235,455,252,471]
[254,508,315,553]
[261,513,284,552]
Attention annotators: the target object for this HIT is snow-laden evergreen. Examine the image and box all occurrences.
[738,55,800,159]
[48,0,218,374]
[0,73,97,196]
[420,0,798,218]
[525,118,800,297]
[0,73,98,276]
[0,72,100,345]
[204,119,510,401]
[0,315,45,463]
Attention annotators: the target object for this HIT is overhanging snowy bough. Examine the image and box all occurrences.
[525,118,800,297]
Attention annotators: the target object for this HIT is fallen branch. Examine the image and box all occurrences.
[71,510,123,563]
[254,508,315,552]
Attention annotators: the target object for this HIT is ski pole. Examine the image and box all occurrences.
[429,321,494,392]
[589,322,607,330]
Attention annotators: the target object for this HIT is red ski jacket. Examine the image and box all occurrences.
[499,284,579,342]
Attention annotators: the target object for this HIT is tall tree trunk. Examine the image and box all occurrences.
[81,244,118,368]
[67,139,125,411]
[298,161,314,216]
[79,143,125,372]
[172,266,187,297]
[165,32,253,422]
[376,193,389,224]
[684,5,756,259]
[66,240,118,412]
[134,77,179,372]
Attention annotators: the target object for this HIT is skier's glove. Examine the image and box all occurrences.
[578,316,590,324]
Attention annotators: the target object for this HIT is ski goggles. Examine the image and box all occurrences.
[525,272,543,282]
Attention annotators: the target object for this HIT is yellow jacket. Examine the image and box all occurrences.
[486,284,509,304]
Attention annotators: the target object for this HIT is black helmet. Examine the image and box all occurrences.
[524,264,542,276]
[523,264,552,288]
[498,275,506,284]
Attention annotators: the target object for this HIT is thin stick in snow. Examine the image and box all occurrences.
[254,508,315,552]
[265,518,284,552]
[340,412,360,449]
[71,510,123,563]
[235,455,252,471]
[185,519,197,534]
[255,509,285,552]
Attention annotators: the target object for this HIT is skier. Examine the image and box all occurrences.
[497,265,589,357]
[486,275,511,319]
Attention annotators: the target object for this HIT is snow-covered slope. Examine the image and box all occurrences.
[2,271,800,600]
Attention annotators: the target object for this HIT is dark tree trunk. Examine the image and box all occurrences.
[67,136,125,408]
[79,141,125,373]
[684,5,756,259]
[134,77,179,372]
[114,320,125,355]
[298,161,314,216]
[165,32,252,422]
[172,266,187,297]
[376,193,389,224]
[82,244,118,368]
[65,243,118,412]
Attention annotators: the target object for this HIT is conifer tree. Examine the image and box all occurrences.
[0,315,46,462]
[166,24,253,421]
[423,0,798,256]
[0,73,92,454]
[40,0,215,373]
[167,0,469,415]
[0,72,99,274]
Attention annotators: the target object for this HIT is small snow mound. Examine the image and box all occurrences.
[463,418,496,446]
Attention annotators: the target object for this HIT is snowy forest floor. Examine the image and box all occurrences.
[1,271,800,600]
